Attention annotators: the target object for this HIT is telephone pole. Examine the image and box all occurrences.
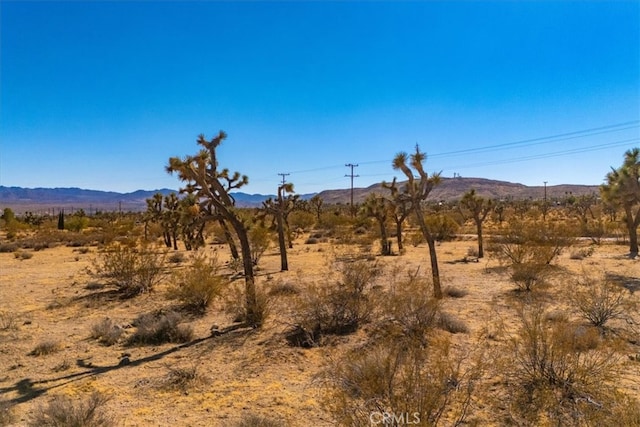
[543,181,548,222]
[278,173,290,187]
[345,163,359,217]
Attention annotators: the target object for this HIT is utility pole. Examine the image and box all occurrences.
[278,172,290,187]
[345,163,359,217]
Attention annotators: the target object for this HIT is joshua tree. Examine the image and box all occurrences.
[309,194,324,223]
[390,145,443,298]
[258,182,296,271]
[361,193,392,255]
[167,131,260,325]
[601,148,640,258]
[459,189,493,258]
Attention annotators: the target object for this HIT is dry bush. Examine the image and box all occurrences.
[28,392,113,427]
[569,274,636,329]
[287,259,381,346]
[162,364,203,392]
[488,220,574,292]
[437,312,470,334]
[14,250,33,260]
[374,272,440,346]
[443,286,469,299]
[569,246,595,260]
[93,243,166,297]
[30,340,60,356]
[233,413,283,427]
[167,252,185,264]
[320,336,483,427]
[225,285,270,327]
[503,304,624,426]
[248,224,271,265]
[90,318,124,346]
[0,310,18,331]
[167,253,227,314]
[0,243,18,253]
[267,280,299,297]
[128,311,193,345]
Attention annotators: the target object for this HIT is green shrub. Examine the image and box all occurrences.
[167,254,226,313]
[93,244,166,297]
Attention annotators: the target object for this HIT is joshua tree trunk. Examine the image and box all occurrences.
[219,218,239,260]
[475,218,484,258]
[414,208,442,299]
[277,210,288,271]
[395,220,404,252]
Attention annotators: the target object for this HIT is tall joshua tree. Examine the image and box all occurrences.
[166,131,260,325]
[601,148,640,258]
[390,145,443,298]
[459,189,493,258]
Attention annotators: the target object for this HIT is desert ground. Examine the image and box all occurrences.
[1,229,638,426]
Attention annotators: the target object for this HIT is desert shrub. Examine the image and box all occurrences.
[425,213,460,241]
[320,336,482,427]
[30,340,60,356]
[249,224,271,265]
[569,246,595,260]
[90,318,124,346]
[233,413,283,427]
[93,243,166,297]
[305,237,319,244]
[0,243,18,253]
[375,272,441,346]
[288,210,316,231]
[443,286,468,298]
[65,216,89,232]
[167,254,227,314]
[569,275,636,329]
[162,364,203,392]
[225,285,270,327]
[14,250,33,260]
[128,311,193,345]
[267,281,299,297]
[503,304,622,425]
[287,259,381,346]
[167,252,185,264]
[0,310,18,331]
[437,312,469,334]
[28,392,113,427]
[488,220,574,291]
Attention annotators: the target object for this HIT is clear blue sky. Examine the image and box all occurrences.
[1,1,639,195]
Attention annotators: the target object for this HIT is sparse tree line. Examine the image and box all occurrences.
[0,135,638,426]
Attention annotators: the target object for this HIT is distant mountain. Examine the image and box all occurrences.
[0,178,600,214]
[316,177,600,204]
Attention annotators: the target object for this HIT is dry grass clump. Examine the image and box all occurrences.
[437,311,470,334]
[29,340,61,356]
[28,392,113,427]
[90,318,124,346]
[0,310,18,331]
[569,246,595,260]
[167,253,226,314]
[14,250,33,260]
[162,364,203,392]
[443,285,469,298]
[267,280,299,297]
[0,243,18,253]
[127,311,193,345]
[232,413,283,427]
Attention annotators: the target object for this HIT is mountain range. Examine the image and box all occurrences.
[0,178,601,214]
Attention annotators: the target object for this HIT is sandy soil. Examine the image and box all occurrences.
[0,235,638,426]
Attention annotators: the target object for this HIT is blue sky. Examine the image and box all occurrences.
[1,1,638,195]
